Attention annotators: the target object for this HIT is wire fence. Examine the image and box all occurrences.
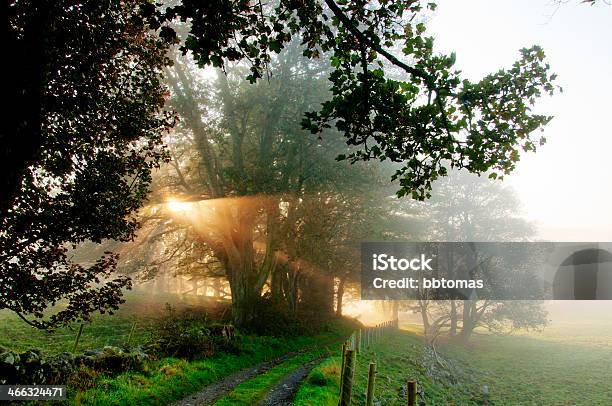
[337,319,424,406]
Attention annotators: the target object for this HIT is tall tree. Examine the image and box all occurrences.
[407,171,546,342]
[125,40,392,325]
[2,0,174,329]
[160,0,559,199]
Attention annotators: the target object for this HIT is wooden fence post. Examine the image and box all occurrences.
[366,362,377,406]
[483,385,490,405]
[339,342,347,396]
[72,323,84,353]
[339,349,356,406]
[407,380,417,406]
[126,321,137,346]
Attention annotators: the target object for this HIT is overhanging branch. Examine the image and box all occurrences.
[323,0,434,87]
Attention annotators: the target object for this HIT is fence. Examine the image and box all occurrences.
[338,319,421,406]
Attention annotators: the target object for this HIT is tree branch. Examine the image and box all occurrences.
[323,0,433,86]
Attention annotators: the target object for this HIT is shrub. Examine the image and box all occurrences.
[307,370,329,386]
[148,304,238,359]
[242,298,337,336]
[66,366,100,390]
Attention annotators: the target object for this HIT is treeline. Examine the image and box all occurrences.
[98,43,547,338]
[4,0,561,331]
[111,42,401,328]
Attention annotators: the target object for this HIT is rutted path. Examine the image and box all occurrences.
[170,339,341,406]
[170,351,299,406]
[256,357,324,406]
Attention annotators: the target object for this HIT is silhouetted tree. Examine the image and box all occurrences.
[2,0,174,329]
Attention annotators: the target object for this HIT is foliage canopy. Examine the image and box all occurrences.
[154,0,559,199]
[3,0,562,328]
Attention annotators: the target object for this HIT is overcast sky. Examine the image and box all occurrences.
[428,1,612,241]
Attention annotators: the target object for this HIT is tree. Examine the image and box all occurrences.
[157,1,559,200]
[2,0,174,329]
[404,171,547,342]
[116,40,392,325]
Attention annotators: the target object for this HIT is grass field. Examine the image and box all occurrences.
[295,330,477,406]
[440,324,612,405]
[296,318,612,406]
[0,310,152,354]
[0,290,231,354]
[3,299,612,405]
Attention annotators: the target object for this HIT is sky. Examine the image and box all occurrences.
[427,0,612,241]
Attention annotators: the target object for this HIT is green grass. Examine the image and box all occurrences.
[295,331,472,406]
[71,331,346,406]
[353,332,476,405]
[1,294,356,406]
[0,310,153,354]
[0,290,231,355]
[295,324,612,406]
[0,290,209,354]
[213,344,336,405]
[293,356,341,406]
[440,330,612,405]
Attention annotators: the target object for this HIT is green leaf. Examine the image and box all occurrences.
[269,40,282,53]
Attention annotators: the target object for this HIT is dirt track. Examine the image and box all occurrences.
[170,351,299,406]
[256,357,324,406]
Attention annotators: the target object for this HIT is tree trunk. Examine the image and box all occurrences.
[336,277,346,317]
[459,300,476,343]
[284,266,300,315]
[231,281,258,326]
[449,300,457,336]
[392,300,399,321]
[271,263,286,301]
[212,277,221,298]
[419,300,430,335]
[227,261,267,326]
[301,272,334,316]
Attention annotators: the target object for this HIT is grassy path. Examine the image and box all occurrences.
[169,350,305,406]
[256,357,324,405]
[293,355,341,406]
[170,338,341,406]
[212,344,336,406]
